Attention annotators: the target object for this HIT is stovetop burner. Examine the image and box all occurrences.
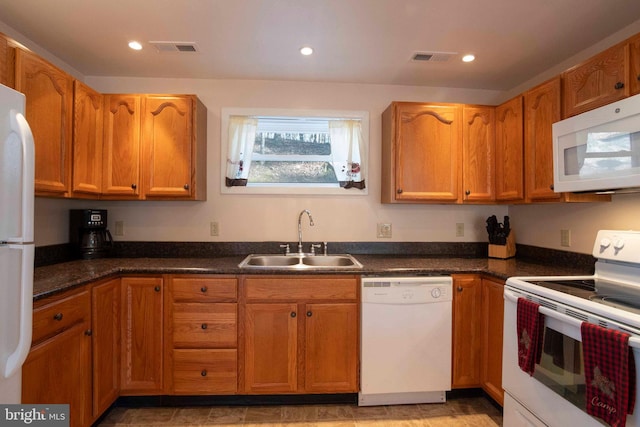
[589,295,640,314]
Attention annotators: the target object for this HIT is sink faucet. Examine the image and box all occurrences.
[297,209,314,254]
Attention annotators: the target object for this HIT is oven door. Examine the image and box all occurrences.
[503,287,640,427]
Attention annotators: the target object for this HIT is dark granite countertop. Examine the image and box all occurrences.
[33,255,594,301]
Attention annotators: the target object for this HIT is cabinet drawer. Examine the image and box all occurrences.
[172,349,237,394]
[32,290,90,344]
[170,276,237,302]
[172,303,237,348]
[244,276,358,301]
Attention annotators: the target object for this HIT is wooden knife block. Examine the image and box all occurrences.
[488,232,516,259]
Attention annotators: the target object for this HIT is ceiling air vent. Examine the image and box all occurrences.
[411,51,457,62]
[149,41,199,53]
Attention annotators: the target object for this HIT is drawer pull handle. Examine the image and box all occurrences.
[201,323,208,330]
[200,286,208,293]
[290,312,297,318]
[201,370,207,377]
[154,286,161,292]
[85,329,93,336]
[306,311,313,317]
[53,313,63,321]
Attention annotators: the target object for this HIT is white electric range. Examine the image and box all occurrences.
[503,230,640,427]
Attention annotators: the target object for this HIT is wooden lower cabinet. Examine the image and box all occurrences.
[481,277,505,405]
[165,275,238,394]
[91,278,120,420]
[241,275,359,394]
[22,288,92,427]
[120,276,164,394]
[452,274,505,405]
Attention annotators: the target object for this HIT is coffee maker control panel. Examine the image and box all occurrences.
[88,212,105,227]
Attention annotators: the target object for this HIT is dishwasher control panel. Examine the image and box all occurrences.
[361,277,452,304]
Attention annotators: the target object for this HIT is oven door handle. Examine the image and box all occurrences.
[505,289,640,349]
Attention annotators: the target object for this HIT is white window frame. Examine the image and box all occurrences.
[220,107,369,195]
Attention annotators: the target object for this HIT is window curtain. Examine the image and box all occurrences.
[328,120,366,189]
[225,116,258,186]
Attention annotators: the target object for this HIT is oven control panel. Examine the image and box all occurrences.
[593,230,640,263]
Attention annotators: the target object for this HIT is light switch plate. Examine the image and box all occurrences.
[560,229,571,247]
[456,223,464,237]
[210,221,219,237]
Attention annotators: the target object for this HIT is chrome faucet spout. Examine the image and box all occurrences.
[298,209,314,254]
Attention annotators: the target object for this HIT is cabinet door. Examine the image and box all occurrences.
[304,303,358,392]
[462,106,495,202]
[452,275,482,388]
[562,43,629,118]
[102,94,141,197]
[120,276,164,394]
[92,278,120,419]
[630,34,640,96]
[72,81,103,196]
[142,95,194,198]
[15,49,73,196]
[244,303,298,393]
[22,322,92,427]
[392,102,461,202]
[524,78,562,202]
[495,96,524,201]
[0,32,13,88]
[481,277,504,406]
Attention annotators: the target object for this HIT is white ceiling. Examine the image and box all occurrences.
[2,0,640,91]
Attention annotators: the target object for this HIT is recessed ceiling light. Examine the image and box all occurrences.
[300,46,313,56]
[462,54,475,63]
[128,41,143,51]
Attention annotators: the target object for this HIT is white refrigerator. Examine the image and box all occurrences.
[0,83,35,403]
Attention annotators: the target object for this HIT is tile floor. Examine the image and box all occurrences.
[96,396,502,426]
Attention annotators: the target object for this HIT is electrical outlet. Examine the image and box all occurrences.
[456,223,464,237]
[114,221,124,236]
[560,229,571,247]
[377,223,392,238]
[210,221,219,237]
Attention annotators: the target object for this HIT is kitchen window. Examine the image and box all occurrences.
[221,108,368,195]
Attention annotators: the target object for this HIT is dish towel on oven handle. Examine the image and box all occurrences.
[517,297,544,375]
[581,322,636,427]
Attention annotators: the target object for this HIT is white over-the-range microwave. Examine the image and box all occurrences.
[553,93,640,193]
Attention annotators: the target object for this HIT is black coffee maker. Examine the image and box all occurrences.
[69,209,114,259]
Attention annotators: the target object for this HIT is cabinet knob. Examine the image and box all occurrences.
[637,74,640,81]
[615,82,625,90]
[457,286,463,292]
[550,184,554,190]
[306,311,313,317]
[201,323,208,330]
[201,370,207,377]
[397,188,403,194]
[85,329,93,336]
[53,313,63,321]
[200,286,208,293]
[465,190,471,196]
[290,312,297,318]
[154,286,161,292]
[131,183,137,190]
[183,184,190,190]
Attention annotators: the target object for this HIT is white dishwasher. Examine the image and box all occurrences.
[359,276,452,406]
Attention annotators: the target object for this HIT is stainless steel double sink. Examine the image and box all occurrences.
[238,253,363,270]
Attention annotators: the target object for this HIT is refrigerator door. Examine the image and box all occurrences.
[0,83,34,244]
[0,244,33,403]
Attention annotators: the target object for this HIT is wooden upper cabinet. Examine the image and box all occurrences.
[630,34,640,96]
[0,32,14,88]
[102,94,142,198]
[494,96,524,202]
[562,43,629,118]
[72,81,103,196]
[382,102,461,203]
[15,49,73,196]
[462,106,495,202]
[524,78,563,202]
[142,95,206,200]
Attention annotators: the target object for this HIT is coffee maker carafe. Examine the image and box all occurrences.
[70,209,113,259]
